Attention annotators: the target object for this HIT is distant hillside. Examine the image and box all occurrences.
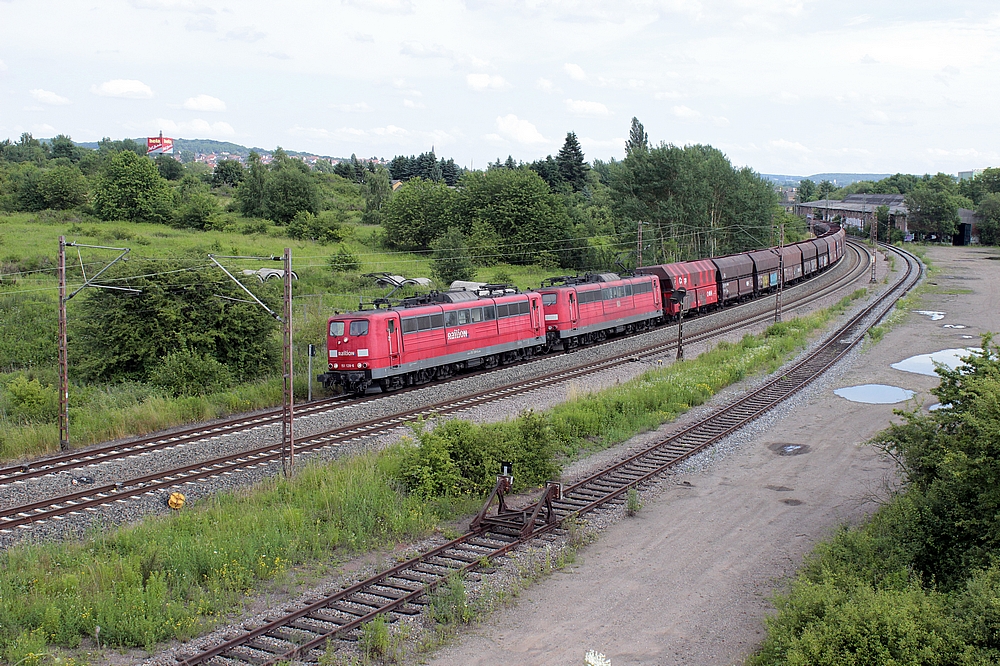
[764,173,895,187]
[72,137,346,160]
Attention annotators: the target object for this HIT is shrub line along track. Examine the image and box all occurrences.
[0,243,872,533]
[171,242,920,665]
[0,241,870,490]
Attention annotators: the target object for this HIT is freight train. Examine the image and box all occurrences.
[318,227,846,394]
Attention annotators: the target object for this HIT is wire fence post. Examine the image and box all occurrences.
[282,248,295,477]
[58,236,69,451]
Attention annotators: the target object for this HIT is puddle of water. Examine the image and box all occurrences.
[942,324,967,329]
[891,348,982,377]
[914,310,946,321]
[962,335,975,339]
[928,403,951,411]
[769,443,810,456]
[782,499,804,506]
[834,384,915,404]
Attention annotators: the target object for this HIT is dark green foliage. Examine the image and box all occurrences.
[97,137,147,157]
[235,151,268,218]
[608,140,776,264]
[798,178,817,202]
[905,173,969,240]
[175,191,219,229]
[361,166,392,225]
[625,117,649,157]
[556,132,589,192]
[0,374,59,424]
[0,133,47,165]
[399,411,558,499]
[92,151,173,223]
[388,150,461,185]
[261,163,319,224]
[528,155,563,190]
[154,154,184,181]
[431,227,475,284]
[976,193,1000,245]
[451,168,572,264]
[211,159,245,188]
[333,153,372,184]
[959,168,1000,205]
[148,349,234,397]
[380,177,457,250]
[49,134,84,163]
[14,164,89,211]
[72,260,280,383]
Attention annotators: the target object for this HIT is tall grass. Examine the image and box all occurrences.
[0,447,451,662]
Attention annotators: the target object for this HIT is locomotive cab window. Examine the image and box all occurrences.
[483,305,496,320]
[349,320,369,336]
[458,309,470,325]
[542,293,557,306]
[330,321,346,337]
[445,311,458,327]
[471,307,483,323]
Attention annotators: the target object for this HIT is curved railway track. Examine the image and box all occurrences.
[171,241,920,665]
[0,244,871,536]
[0,241,871,492]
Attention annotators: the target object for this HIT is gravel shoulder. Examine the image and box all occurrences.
[422,245,1000,666]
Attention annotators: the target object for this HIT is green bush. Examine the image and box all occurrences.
[1,374,59,423]
[148,349,234,397]
[327,244,360,273]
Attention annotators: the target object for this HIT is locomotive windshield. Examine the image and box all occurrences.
[329,321,345,337]
[350,320,369,336]
[542,293,557,306]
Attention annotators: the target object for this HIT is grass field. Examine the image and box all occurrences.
[0,211,560,459]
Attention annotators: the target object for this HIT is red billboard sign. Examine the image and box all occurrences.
[147,135,174,155]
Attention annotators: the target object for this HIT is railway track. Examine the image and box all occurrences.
[171,242,920,665]
[0,241,870,491]
[0,243,871,534]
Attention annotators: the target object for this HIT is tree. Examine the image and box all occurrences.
[73,260,280,383]
[556,132,589,192]
[37,165,89,210]
[262,167,319,223]
[797,179,817,202]
[817,180,836,200]
[92,151,173,222]
[906,174,966,240]
[625,117,649,157]
[431,227,475,285]
[97,137,146,157]
[528,155,563,190]
[976,193,1000,245]
[235,151,268,218]
[49,134,83,163]
[211,159,245,188]
[380,178,457,250]
[362,166,392,225]
[154,154,184,181]
[452,168,572,265]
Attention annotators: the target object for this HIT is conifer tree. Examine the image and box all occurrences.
[556,132,589,192]
[625,117,649,157]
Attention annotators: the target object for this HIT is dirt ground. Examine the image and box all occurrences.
[423,244,1000,666]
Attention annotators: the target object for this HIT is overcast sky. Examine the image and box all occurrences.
[2,0,998,176]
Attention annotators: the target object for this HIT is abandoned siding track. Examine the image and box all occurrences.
[172,242,917,666]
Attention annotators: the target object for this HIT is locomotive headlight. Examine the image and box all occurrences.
[333,363,339,369]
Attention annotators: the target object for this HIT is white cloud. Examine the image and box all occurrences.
[331,102,372,112]
[372,125,408,136]
[713,116,730,127]
[30,89,70,106]
[770,139,810,153]
[467,73,510,91]
[536,78,554,92]
[654,91,685,100]
[564,63,586,81]
[353,32,375,43]
[184,16,216,32]
[155,118,235,137]
[400,41,452,58]
[226,26,265,42]
[860,54,878,64]
[91,79,153,99]
[130,0,215,12]
[565,98,611,117]
[495,114,547,144]
[343,0,414,11]
[183,94,226,112]
[403,99,425,109]
[0,60,7,72]
[672,105,700,119]
[32,123,57,134]
[847,14,872,26]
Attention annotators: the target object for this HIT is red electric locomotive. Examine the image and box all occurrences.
[319,287,547,394]
[536,273,662,350]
